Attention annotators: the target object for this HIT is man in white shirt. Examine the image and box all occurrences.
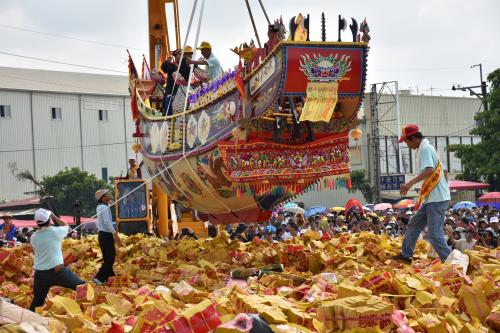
[449,228,477,253]
[29,209,85,311]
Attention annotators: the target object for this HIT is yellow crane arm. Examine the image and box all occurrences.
[148,0,181,69]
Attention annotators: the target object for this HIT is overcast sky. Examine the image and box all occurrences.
[0,0,498,96]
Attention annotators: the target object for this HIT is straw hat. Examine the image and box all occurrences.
[95,189,110,201]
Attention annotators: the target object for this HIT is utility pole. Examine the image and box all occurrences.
[370,84,381,203]
[452,63,488,111]
[472,63,488,111]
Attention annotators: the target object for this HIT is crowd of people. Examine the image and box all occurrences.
[223,204,499,252]
[0,213,34,246]
[1,204,499,252]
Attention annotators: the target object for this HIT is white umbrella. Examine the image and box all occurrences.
[283,202,298,210]
[284,206,305,214]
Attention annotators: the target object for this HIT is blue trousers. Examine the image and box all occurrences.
[401,200,452,261]
[29,267,85,312]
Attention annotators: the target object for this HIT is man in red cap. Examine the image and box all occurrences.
[392,124,451,264]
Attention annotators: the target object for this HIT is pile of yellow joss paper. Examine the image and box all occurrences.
[0,231,499,332]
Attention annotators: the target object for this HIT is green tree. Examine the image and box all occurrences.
[349,169,375,202]
[448,69,500,191]
[13,167,112,216]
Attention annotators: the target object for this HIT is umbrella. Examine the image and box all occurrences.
[364,204,375,211]
[453,201,477,210]
[478,192,500,203]
[362,206,373,212]
[304,206,327,218]
[328,206,345,213]
[284,206,305,215]
[394,199,415,209]
[283,202,298,210]
[374,203,392,211]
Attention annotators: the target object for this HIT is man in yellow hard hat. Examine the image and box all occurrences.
[187,41,222,81]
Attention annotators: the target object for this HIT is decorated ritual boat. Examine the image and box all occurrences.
[129,8,370,224]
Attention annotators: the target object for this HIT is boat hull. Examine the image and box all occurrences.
[135,41,368,224]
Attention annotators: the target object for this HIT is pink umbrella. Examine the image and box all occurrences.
[374,203,392,211]
[478,192,500,203]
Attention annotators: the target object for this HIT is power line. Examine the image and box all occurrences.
[0,50,127,74]
[370,66,469,72]
[0,141,135,154]
[0,23,143,51]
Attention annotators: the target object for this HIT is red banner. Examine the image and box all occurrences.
[283,46,365,95]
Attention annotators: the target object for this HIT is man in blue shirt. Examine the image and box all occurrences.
[187,41,223,81]
[393,124,452,264]
[94,189,121,285]
[29,208,85,312]
[0,214,17,241]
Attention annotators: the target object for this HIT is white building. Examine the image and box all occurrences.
[0,67,134,201]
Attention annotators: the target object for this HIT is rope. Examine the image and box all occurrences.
[164,0,199,113]
[257,0,271,25]
[244,0,262,48]
[182,0,206,155]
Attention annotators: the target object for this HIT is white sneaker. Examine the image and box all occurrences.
[92,278,103,286]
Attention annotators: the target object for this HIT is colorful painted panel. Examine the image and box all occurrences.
[184,91,240,153]
[218,132,350,183]
[140,92,240,158]
[283,45,367,95]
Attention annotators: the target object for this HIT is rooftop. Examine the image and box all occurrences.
[0,66,128,96]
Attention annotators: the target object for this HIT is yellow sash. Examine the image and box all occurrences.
[415,161,442,210]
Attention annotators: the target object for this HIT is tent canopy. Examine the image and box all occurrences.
[6,216,95,228]
[449,180,489,190]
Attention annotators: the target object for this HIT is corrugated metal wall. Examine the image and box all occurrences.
[81,96,130,179]
[365,93,482,137]
[32,92,81,178]
[0,90,134,201]
[0,90,36,199]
